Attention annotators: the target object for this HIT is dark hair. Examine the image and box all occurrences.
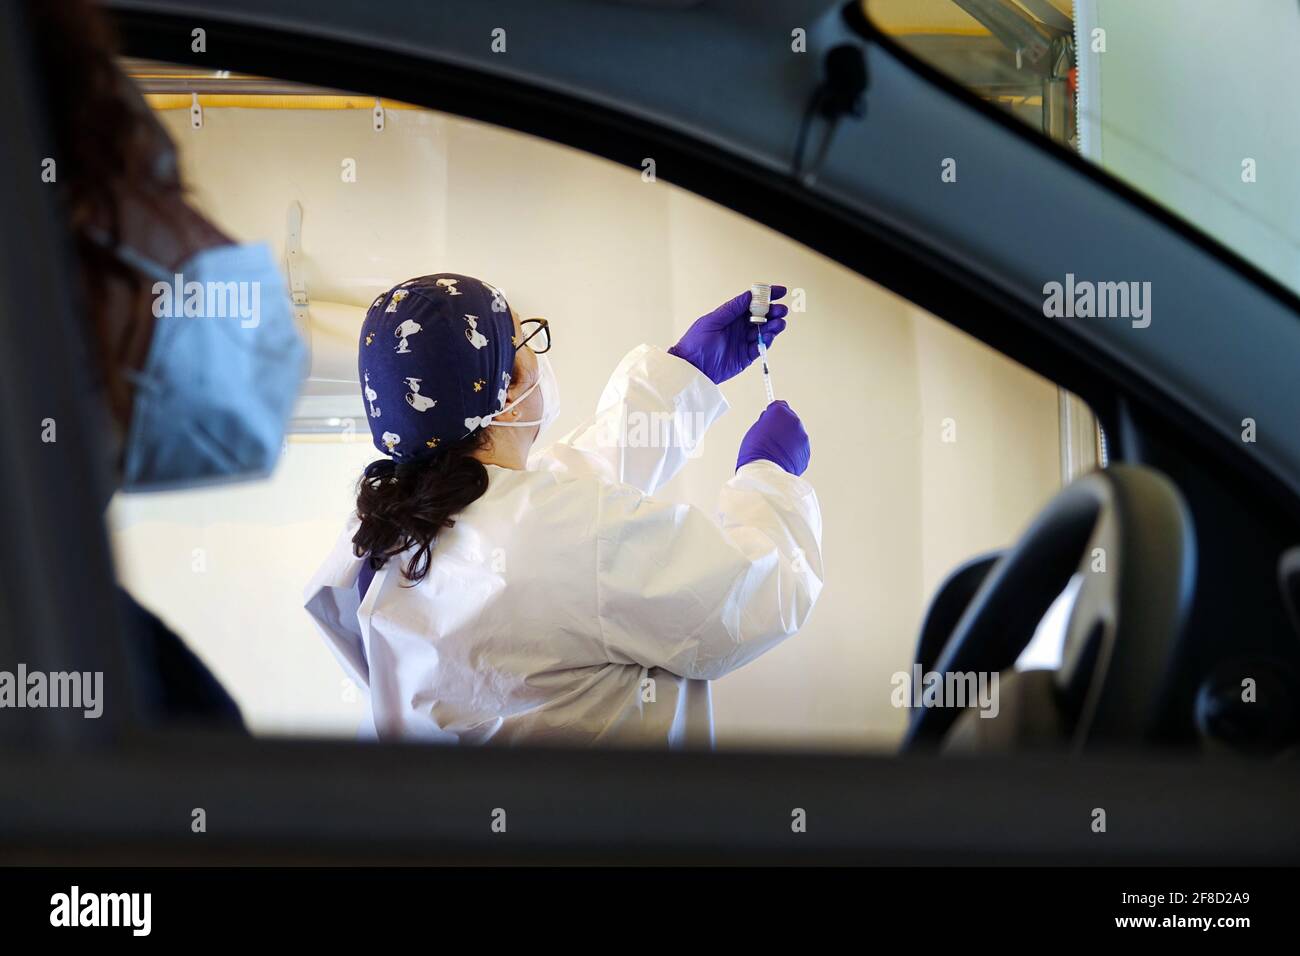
[352,431,494,583]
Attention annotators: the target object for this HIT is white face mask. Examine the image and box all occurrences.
[490,352,561,439]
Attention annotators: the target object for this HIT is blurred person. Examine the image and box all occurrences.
[31,0,306,726]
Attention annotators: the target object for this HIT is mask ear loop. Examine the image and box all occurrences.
[489,319,549,429]
[81,225,173,424]
[460,371,541,436]
[82,225,174,283]
[488,375,543,428]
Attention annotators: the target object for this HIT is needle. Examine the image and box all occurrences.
[750,283,776,403]
[756,333,775,403]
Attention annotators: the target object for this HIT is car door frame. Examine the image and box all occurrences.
[3,0,1299,863]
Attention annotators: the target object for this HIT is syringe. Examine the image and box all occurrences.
[750,283,776,404]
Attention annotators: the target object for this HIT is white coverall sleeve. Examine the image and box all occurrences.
[302,516,370,690]
[595,459,824,681]
[529,344,729,496]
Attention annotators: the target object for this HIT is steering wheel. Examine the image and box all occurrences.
[901,465,1195,753]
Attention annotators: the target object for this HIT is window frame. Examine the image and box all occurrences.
[1,0,1297,862]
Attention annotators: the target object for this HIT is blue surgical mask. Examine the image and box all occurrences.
[99,237,307,491]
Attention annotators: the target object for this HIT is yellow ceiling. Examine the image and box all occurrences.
[863,0,1073,36]
[145,94,416,110]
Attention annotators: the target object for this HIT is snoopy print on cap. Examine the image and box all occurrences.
[385,289,410,313]
[464,315,489,350]
[405,377,437,412]
[394,318,422,354]
[364,371,381,418]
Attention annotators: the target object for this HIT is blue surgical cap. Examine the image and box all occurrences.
[358,273,515,462]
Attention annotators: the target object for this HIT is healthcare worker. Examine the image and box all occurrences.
[305,274,822,747]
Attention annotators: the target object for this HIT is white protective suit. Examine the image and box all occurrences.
[304,344,823,747]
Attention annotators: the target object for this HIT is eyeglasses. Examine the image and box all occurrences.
[516,318,551,354]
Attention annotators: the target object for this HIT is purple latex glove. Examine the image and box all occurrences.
[737,400,810,476]
[668,286,789,385]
